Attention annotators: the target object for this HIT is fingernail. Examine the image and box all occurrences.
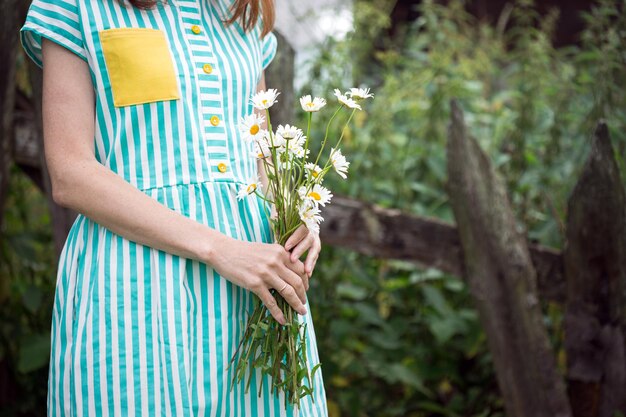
[300,306,307,315]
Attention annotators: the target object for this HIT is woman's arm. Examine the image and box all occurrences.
[43,37,222,263]
[42,39,309,324]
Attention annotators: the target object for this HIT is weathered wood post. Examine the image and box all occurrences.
[446,99,572,417]
[563,121,626,417]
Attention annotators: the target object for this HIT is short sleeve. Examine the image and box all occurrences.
[19,0,87,68]
[261,31,278,71]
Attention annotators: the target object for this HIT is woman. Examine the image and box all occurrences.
[19,0,329,415]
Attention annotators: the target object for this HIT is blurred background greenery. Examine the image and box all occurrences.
[1,0,625,416]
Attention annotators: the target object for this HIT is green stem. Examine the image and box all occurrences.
[320,108,357,174]
[313,105,342,167]
[295,112,313,187]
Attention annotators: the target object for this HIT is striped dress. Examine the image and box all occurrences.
[19,0,329,415]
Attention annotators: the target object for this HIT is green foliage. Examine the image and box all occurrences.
[309,250,502,416]
[1,165,57,415]
[298,0,625,415]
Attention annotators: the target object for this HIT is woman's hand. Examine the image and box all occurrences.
[284,224,321,289]
[208,235,309,325]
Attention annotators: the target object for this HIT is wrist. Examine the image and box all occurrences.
[195,226,232,267]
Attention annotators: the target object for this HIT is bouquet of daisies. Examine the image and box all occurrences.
[228,87,373,409]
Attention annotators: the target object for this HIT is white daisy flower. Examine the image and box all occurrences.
[298,184,333,207]
[276,124,304,140]
[276,135,308,169]
[284,132,306,150]
[347,87,374,100]
[268,131,286,148]
[252,139,271,159]
[304,162,323,182]
[236,176,262,200]
[239,113,266,143]
[298,201,324,234]
[251,89,280,110]
[277,141,306,159]
[292,146,310,159]
[300,95,327,112]
[329,147,350,179]
[274,125,306,158]
[333,88,362,110]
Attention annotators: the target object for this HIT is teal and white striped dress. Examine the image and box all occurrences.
[20,0,329,415]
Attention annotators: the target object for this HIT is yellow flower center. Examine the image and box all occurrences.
[262,99,268,105]
[312,171,319,177]
[306,102,315,108]
[250,124,260,135]
[247,184,257,193]
[308,192,321,200]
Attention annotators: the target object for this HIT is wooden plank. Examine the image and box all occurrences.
[319,195,566,302]
[564,121,626,417]
[445,99,571,417]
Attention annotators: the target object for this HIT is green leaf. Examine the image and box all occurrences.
[17,333,50,373]
[421,285,452,316]
[22,284,43,314]
[336,282,368,300]
[310,363,322,380]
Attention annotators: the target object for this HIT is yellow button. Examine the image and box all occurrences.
[217,162,228,173]
[210,115,220,126]
[191,25,201,34]
[203,63,213,74]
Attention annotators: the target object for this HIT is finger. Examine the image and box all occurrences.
[279,265,307,306]
[302,267,310,291]
[305,239,321,277]
[256,287,286,325]
[282,250,306,278]
[295,260,310,291]
[308,253,319,278]
[272,268,307,311]
[290,234,313,263]
[304,246,317,276]
[284,225,308,251]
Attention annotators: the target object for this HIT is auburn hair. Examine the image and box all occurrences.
[122,0,275,37]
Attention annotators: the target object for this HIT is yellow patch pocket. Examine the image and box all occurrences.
[99,28,180,107]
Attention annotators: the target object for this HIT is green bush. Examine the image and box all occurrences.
[1,164,56,415]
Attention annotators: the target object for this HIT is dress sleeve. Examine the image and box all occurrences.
[19,0,87,68]
[261,31,278,71]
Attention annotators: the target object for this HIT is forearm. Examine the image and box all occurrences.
[53,159,230,264]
